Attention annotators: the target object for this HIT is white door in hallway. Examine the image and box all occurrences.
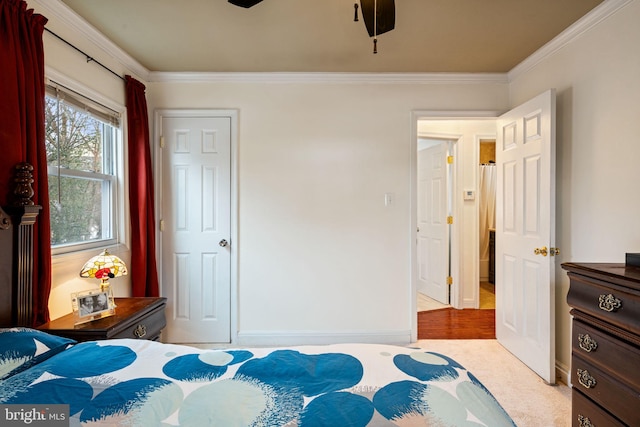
[495,89,556,384]
[417,143,449,304]
[160,113,232,343]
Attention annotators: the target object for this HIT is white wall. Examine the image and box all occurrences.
[509,0,640,374]
[146,81,509,344]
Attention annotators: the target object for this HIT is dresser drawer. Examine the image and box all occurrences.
[572,320,640,389]
[566,272,640,335]
[110,303,166,340]
[571,356,640,426]
[572,389,625,427]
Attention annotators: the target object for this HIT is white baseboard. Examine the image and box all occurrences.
[555,360,570,386]
[235,330,413,347]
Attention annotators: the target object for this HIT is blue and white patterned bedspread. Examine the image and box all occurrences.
[0,340,515,426]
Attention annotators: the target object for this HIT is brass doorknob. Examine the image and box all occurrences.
[550,247,560,256]
[534,246,548,256]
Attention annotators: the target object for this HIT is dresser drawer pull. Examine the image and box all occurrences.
[577,333,598,353]
[133,324,147,338]
[577,369,597,389]
[598,293,621,312]
[578,414,594,427]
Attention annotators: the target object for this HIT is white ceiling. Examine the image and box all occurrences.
[58,0,605,73]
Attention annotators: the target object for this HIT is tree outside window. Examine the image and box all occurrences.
[45,91,119,250]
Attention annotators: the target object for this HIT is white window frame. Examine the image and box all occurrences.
[45,69,128,257]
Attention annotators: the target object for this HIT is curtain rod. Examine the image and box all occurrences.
[44,28,125,82]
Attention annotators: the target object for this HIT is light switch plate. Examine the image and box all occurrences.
[384,193,395,206]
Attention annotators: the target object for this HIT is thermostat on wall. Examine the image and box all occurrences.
[463,190,475,200]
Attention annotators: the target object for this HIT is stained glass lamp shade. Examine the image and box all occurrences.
[79,250,128,293]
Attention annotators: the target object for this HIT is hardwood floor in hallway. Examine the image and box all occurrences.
[417,308,495,339]
[417,282,496,339]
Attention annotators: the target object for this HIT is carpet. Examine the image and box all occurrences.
[414,339,571,427]
[417,308,495,339]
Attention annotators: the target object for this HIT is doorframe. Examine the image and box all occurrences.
[410,110,500,342]
[153,109,239,344]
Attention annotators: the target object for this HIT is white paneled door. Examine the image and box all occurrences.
[417,143,449,304]
[160,114,232,343]
[496,90,556,384]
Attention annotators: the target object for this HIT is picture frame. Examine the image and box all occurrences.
[71,288,115,324]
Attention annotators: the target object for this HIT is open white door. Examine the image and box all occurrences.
[417,143,449,304]
[495,89,556,384]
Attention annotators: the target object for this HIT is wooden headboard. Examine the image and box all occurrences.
[0,163,41,327]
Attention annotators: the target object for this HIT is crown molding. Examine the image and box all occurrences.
[508,0,632,82]
[148,72,509,85]
[30,0,629,85]
[30,0,150,82]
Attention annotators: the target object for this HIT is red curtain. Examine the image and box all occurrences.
[125,75,159,297]
[0,0,50,326]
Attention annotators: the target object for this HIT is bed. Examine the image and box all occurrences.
[0,334,516,426]
[0,166,516,427]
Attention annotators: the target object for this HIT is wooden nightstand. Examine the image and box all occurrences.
[39,297,167,342]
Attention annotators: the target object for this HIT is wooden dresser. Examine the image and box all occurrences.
[562,262,640,427]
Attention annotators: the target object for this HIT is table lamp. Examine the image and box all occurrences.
[79,249,128,307]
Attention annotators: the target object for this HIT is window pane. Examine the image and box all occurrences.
[45,97,105,174]
[45,91,119,250]
[49,175,110,246]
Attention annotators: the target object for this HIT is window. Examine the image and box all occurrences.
[45,84,122,253]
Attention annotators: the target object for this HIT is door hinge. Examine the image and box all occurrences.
[447,276,453,285]
[447,155,454,164]
[447,216,453,224]
[159,219,165,232]
[160,136,165,148]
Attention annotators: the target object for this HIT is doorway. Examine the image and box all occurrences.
[411,113,498,341]
[412,114,498,310]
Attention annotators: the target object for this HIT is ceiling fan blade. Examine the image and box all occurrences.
[228,0,265,8]
[360,0,395,37]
